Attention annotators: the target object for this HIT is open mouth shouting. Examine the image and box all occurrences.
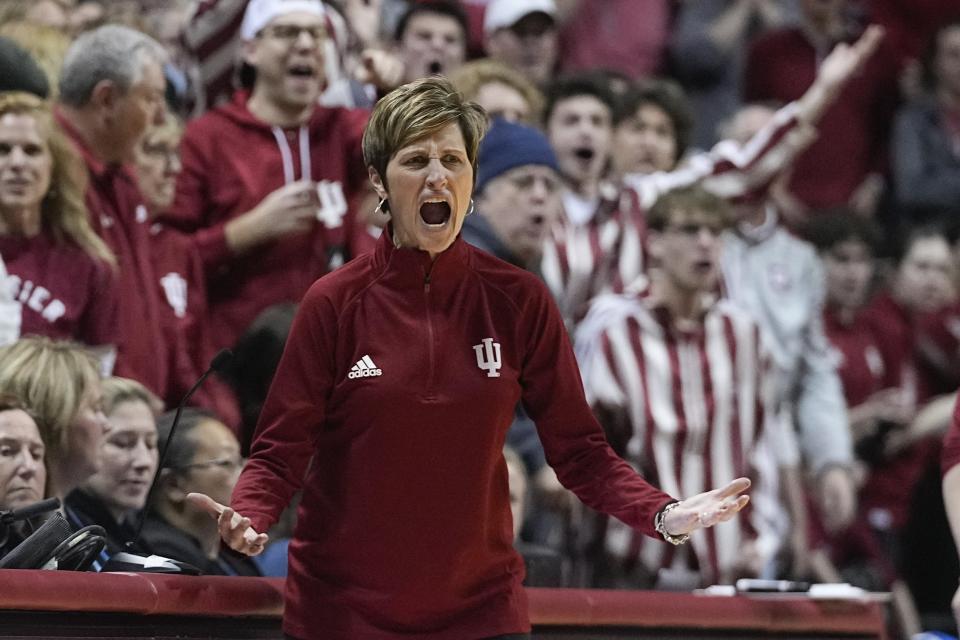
[573,147,595,162]
[288,63,315,77]
[285,61,321,91]
[419,197,451,226]
[569,146,600,173]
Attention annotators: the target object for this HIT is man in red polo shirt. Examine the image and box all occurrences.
[55,24,170,396]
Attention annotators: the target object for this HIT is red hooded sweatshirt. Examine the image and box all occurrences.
[232,232,675,639]
[168,91,373,351]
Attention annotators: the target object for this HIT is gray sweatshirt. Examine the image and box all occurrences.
[721,209,853,472]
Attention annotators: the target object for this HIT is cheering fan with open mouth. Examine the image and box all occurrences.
[393,0,468,84]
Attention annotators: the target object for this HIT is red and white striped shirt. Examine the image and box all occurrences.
[182,0,246,113]
[541,184,648,325]
[575,292,778,584]
[543,102,808,328]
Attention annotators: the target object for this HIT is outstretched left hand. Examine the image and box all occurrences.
[662,477,752,537]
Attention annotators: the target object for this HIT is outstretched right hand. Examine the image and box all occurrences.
[662,477,752,536]
[187,492,269,556]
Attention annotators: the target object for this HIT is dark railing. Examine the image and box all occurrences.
[0,571,887,639]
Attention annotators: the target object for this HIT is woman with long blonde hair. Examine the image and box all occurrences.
[0,91,119,362]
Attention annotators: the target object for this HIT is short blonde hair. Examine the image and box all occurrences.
[450,59,544,124]
[102,376,163,418]
[362,77,487,191]
[0,92,116,267]
[0,337,101,462]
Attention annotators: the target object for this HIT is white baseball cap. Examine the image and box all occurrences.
[483,0,556,35]
[240,0,327,41]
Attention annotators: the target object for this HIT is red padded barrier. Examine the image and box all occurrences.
[526,587,885,634]
[0,572,284,616]
[0,571,885,637]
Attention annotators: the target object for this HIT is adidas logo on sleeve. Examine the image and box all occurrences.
[348,355,382,379]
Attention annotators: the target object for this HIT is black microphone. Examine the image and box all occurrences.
[101,349,234,574]
[0,497,61,526]
[0,498,108,571]
[0,510,73,569]
[0,497,61,550]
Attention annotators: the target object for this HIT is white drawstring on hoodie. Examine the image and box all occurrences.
[270,126,345,232]
[271,125,312,186]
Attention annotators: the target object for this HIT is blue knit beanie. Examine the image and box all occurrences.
[475,118,559,195]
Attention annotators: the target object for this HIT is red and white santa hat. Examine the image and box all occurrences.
[240,0,327,41]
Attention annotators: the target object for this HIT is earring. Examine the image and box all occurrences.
[374,198,389,216]
[465,198,474,216]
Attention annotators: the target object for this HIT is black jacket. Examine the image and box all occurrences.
[139,511,261,576]
[64,488,140,557]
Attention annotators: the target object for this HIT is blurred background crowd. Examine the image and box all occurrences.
[1,0,960,637]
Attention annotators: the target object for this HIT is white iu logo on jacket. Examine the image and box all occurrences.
[473,337,501,377]
[316,180,347,229]
[160,272,188,318]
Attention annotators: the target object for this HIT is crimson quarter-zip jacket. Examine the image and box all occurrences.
[232,232,674,639]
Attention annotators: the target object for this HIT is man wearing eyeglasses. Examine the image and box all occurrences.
[166,0,376,356]
[574,186,781,589]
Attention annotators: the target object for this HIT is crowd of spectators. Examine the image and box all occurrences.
[2,0,960,637]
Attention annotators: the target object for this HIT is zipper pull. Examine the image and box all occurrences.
[424,272,431,293]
